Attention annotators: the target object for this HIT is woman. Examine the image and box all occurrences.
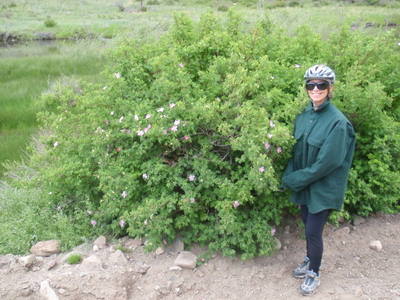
[282,64,355,295]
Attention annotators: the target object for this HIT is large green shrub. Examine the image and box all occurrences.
[35,12,400,258]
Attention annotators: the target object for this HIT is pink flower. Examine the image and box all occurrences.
[174,120,181,126]
[232,201,240,208]
[264,142,271,150]
[182,135,190,140]
[269,120,276,128]
[142,173,149,180]
[121,191,128,198]
[276,147,283,153]
[169,103,176,108]
[157,107,164,113]
[188,174,196,182]
[143,124,152,133]
[137,130,145,136]
[170,125,178,132]
[259,166,265,173]
[90,220,97,226]
[119,219,126,228]
[145,114,152,119]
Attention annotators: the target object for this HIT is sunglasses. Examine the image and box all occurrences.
[305,81,330,91]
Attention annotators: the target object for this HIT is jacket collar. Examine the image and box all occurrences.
[305,99,330,112]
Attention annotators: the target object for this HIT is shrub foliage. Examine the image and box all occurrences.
[36,12,400,258]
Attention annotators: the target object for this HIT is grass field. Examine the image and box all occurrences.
[0,40,110,175]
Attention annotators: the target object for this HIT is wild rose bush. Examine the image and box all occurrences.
[36,12,400,258]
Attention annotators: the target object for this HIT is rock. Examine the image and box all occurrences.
[40,280,59,300]
[174,251,197,269]
[353,216,366,226]
[274,238,282,251]
[93,236,107,249]
[355,286,364,297]
[132,261,151,274]
[45,259,57,271]
[31,240,61,257]
[169,266,182,271]
[155,247,165,255]
[18,255,36,268]
[109,250,128,265]
[81,255,102,268]
[124,238,142,250]
[369,240,383,252]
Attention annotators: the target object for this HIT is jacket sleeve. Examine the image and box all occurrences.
[282,120,353,192]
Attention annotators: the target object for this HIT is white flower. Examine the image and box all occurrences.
[232,201,240,208]
[188,174,196,181]
[294,64,301,68]
[119,116,124,123]
[110,111,115,116]
[269,120,276,128]
[121,191,128,198]
[145,114,152,119]
[137,130,145,136]
[119,220,126,228]
[174,120,181,126]
[114,72,122,79]
[53,141,59,147]
[142,173,149,180]
[169,103,176,108]
[190,197,196,203]
[157,107,164,112]
[267,134,273,139]
[134,114,139,121]
[170,125,178,132]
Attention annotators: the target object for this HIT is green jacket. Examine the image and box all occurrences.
[282,100,355,213]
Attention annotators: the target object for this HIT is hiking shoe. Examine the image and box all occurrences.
[300,270,320,296]
[292,256,310,279]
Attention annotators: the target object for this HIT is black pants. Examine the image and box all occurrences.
[300,205,331,274]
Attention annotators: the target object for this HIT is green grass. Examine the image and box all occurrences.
[0,40,110,176]
[1,0,399,41]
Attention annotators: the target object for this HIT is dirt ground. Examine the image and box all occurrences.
[1,213,399,300]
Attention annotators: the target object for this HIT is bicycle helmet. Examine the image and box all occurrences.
[304,64,335,84]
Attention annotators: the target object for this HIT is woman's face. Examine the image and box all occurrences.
[306,79,330,107]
